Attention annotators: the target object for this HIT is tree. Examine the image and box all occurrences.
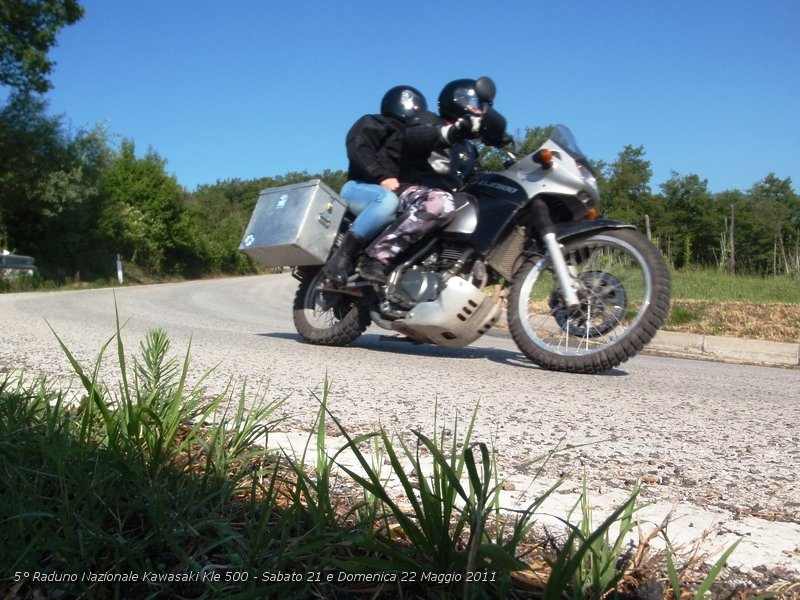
[187,177,264,275]
[713,190,747,274]
[0,0,84,94]
[0,91,113,279]
[99,140,198,275]
[0,91,66,250]
[746,174,799,275]
[598,145,652,227]
[659,172,719,268]
[36,125,113,280]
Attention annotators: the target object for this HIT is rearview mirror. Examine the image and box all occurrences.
[480,108,508,147]
[475,76,496,104]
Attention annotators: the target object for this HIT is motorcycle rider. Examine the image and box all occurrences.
[358,78,507,283]
[323,85,428,284]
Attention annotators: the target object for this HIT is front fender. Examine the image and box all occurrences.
[555,218,636,244]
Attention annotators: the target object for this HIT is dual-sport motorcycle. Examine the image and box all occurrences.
[287,93,671,374]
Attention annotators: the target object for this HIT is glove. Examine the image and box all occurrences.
[454,115,482,139]
[479,108,511,147]
[440,115,483,145]
[439,124,462,145]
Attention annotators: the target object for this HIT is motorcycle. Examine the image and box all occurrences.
[275,92,671,374]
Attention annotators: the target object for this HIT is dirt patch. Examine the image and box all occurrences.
[664,301,800,343]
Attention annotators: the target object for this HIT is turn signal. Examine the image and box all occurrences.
[532,149,554,169]
[586,208,598,220]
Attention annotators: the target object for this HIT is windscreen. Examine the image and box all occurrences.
[549,125,586,161]
[549,124,596,176]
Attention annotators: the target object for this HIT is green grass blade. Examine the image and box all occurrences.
[665,547,683,600]
[543,493,637,598]
[694,538,741,598]
[46,320,116,444]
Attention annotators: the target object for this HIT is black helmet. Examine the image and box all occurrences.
[381,85,427,122]
[438,78,484,122]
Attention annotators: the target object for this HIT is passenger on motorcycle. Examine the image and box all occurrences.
[323,85,428,284]
[358,78,499,283]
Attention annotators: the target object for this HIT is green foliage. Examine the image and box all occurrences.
[1,321,283,597]
[99,140,200,275]
[0,92,65,247]
[682,233,693,269]
[743,174,800,274]
[0,0,84,93]
[542,482,640,599]
[667,303,697,326]
[665,537,745,600]
[515,125,553,155]
[599,144,653,227]
[0,92,113,280]
[659,172,718,268]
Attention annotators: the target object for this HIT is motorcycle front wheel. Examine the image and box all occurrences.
[507,228,671,374]
[292,267,372,346]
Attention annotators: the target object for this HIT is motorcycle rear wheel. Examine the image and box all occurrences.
[507,228,671,373]
[293,267,371,346]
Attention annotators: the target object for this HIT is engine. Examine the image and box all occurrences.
[371,243,504,348]
[395,266,442,307]
[388,245,467,309]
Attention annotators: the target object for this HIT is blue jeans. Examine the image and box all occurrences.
[340,180,399,239]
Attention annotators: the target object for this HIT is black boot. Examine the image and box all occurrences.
[324,231,367,284]
[357,256,389,284]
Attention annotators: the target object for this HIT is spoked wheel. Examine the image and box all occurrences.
[549,271,627,338]
[292,267,371,345]
[508,228,671,373]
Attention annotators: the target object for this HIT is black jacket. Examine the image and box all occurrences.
[398,110,483,193]
[345,114,404,183]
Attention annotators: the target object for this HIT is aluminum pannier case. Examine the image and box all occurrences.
[239,179,346,267]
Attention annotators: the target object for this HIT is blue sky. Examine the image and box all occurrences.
[36,0,800,194]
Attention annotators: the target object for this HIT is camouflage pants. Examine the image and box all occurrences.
[367,185,457,263]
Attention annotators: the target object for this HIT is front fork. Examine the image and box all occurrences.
[530,198,580,307]
[542,231,580,307]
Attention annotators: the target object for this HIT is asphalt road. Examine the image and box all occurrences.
[1,273,799,583]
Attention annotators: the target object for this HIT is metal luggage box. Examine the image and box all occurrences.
[239,179,346,267]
